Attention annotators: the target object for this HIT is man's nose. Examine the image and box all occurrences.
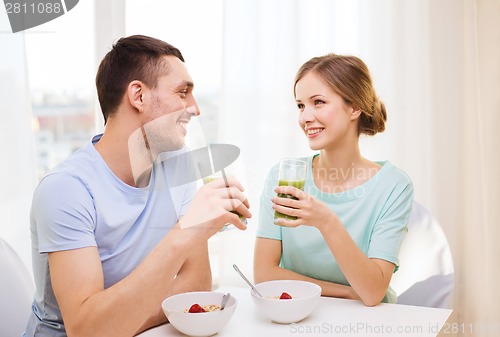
[186,96,200,116]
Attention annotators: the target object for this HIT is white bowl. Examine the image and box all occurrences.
[161,291,237,337]
[251,280,321,324]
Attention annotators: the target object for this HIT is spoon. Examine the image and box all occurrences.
[220,293,230,311]
[232,264,263,297]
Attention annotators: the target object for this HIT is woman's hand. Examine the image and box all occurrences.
[271,185,339,232]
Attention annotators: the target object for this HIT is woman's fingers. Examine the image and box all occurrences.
[271,187,316,227]
[273,185,306,199]
[273,216,303,228]
[272,202,299,218]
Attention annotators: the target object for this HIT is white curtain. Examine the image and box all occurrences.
[217,0,500,332]
[0,11,37,273]
[458,0,500,330]
[217,0,367,285]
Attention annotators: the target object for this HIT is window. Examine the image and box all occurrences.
[25,1,95,179]
[126,0,224,148]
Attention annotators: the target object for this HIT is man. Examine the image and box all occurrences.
[25,35,251,337]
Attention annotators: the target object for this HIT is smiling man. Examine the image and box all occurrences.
[25,35,251,337]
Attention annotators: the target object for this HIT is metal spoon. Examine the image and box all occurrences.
[232,264,263,297]
[220,293,230,311]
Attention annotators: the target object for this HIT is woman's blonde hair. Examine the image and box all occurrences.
[294,54,386,136]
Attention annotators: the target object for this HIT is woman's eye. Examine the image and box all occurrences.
[314,99,325,105]
[297,103,305,110]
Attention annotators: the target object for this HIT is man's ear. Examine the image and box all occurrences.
[127,80,145,112]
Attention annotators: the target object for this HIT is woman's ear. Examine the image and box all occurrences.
[351,106,362,120]
[127,80,145,112]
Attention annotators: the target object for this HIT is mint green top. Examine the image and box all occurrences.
[256,156,414,303]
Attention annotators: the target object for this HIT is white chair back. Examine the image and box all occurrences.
[390,201,454,308]
[0,238,35,337]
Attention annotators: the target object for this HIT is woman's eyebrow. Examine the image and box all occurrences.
[296,94,325,102]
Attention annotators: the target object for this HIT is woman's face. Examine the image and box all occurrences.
[295,71,359,151]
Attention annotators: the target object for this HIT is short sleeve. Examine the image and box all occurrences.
[178,180,197,217]
[256,163,282,240]
[32,172,97,253]
[159,145,199,219]
[367,172,414,271]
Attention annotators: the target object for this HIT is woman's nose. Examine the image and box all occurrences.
[299,106,314,124]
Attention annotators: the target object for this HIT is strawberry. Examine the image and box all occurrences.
[188,303,206,313]
[279,292,292,300]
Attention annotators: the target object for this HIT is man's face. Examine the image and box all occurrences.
[141,56,200,156]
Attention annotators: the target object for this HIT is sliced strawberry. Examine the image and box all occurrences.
[188,303,206,313]
[279,292,292,300]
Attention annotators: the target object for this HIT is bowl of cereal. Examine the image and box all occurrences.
[161,291,236,337]
[251,280,321,324]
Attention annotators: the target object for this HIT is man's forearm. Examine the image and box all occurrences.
[134,242,212,335]
[170,241,212,294]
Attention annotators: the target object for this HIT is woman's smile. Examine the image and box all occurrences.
[305,127,324,138]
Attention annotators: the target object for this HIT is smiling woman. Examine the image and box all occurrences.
[254,53,414,307]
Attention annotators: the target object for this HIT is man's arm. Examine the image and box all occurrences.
[49,228,190,337]
[50,178,250,337]
[134,240,212,335]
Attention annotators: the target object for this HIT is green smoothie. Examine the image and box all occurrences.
[202,176,247,223]
[274,179,306,222]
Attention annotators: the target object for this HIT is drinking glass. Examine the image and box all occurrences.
[273,159,307,224]
[202,166,247,231]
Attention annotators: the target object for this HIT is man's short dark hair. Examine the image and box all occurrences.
[95,35,184,123]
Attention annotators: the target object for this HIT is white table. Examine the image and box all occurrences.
[137,286,452,337]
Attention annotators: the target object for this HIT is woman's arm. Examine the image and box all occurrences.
[272,187,395,306]
[253,237,360,300]
[318,222,396,306]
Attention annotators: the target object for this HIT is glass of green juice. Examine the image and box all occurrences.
[202,167,247,230]
[274,159,307,224]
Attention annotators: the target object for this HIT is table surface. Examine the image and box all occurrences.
[137,286,452,337]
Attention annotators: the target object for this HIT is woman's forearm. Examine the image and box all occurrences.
[318,220,393,306]
[255,264,359,300]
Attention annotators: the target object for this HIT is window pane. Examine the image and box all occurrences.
[25,1,95,179]
[126,0,223,146]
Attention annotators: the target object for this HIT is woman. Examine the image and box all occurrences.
[254,54,413,306]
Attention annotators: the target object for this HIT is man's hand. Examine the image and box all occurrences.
[179,176,251,234]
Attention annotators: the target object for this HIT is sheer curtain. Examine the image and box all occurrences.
[458,0,500,332]
[0,11,37,272]
[217,0,500,333]
[217,0,367,285]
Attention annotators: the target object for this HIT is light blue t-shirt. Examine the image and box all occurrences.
[256,156,413,303]
[25,135,196,337]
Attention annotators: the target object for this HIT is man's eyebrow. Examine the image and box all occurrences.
[175,81,194,89]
